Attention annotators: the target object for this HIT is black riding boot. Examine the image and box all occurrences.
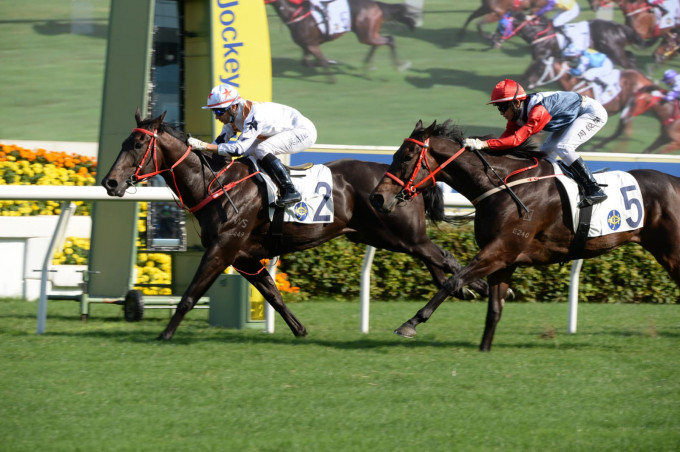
[260,153,302,207]
[568,157,607,207]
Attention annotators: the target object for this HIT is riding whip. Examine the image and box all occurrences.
[472,149,531,216]
[196,150,239,214]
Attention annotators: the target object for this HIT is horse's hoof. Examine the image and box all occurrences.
[397,61,412,71]
[395,324,417,338]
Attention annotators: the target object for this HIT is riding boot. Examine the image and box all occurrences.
[568,157,608,207]
[260,153,302,207]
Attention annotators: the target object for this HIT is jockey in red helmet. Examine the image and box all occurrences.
[463,79,608,206]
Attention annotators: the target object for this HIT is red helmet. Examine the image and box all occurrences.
[488,79,527,104]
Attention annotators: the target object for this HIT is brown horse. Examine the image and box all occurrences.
[101,110,488,340]
[653,29,680,62]
[588,0,675,42]
[265,0,417,82]
[369,119,680,351]
[459,0,548,42]
[598,85,680,153]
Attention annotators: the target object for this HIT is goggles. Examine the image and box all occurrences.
[212,108,227,117]
[496,102,512,114]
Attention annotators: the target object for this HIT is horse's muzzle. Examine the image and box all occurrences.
[102,177,128,197]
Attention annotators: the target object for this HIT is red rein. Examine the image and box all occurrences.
[130,127,258,213]
[384,137,466,199]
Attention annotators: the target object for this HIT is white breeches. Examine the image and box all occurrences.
[540,96,608,165]
[246,117,317,161]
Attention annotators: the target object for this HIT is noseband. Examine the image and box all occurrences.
[384,137,466,200]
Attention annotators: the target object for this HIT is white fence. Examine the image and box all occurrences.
[0,185,585,335]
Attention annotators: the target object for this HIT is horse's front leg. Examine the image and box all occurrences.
[158,245,229,340]
[394,248,505,337]
[235,258,307,337]
[479,266,515,352]
[395,246,511,339]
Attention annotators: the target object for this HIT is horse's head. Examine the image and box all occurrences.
[369,119,463,213]
[102,108,185,197]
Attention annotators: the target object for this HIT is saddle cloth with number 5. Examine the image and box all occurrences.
[259,163,334,224]
[552,162,645,237]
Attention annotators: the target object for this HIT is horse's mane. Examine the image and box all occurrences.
[422,119,465,145]
[483,136,542,159]
[138,118,233,170]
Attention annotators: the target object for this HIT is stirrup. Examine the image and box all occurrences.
[275,191,302,207]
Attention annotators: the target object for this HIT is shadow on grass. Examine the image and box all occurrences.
[271,56,398,83]
[30,321,618,352]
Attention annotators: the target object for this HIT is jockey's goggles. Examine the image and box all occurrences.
[212,108,227,117]
[496,102,512,114]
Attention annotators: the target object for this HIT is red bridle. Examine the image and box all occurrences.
[131,127,193,181]
[129,127,260,213]
[384,137,467,199]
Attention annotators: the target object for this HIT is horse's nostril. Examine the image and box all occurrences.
[103,179,117,189]
[370,193,384,208]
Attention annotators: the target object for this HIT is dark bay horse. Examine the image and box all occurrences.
[266,0,417,82]
[101,110,487,340]
[459,0,548,42]
[499,12,641,69]
[369,119,680,351]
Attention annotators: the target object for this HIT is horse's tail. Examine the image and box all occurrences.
[422,183,445,223]
[376,1,418,31]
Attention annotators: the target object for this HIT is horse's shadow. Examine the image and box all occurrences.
[32,19,108,39]
[404,67,518,93]
[271,56,381,83]
[34,323,641,352]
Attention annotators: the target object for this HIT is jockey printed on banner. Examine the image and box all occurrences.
[551,163,645,237]
[308,0,351,35]
[257,161,335,224]
[564,46,621,105]
[556,20,590,52]
[650,0,680,30]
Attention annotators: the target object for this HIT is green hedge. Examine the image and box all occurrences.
[281,223,679,303]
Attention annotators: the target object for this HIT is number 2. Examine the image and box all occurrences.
[313,181,332,222]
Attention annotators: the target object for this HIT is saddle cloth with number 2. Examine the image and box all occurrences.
[552,162,645,237]
[258,163,334,224]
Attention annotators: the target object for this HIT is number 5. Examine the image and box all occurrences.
[621,185,642,228]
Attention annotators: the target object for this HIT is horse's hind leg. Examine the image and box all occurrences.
[479,266,515,352]
[458,6,491,40]
[640,207,680,290]
[235,258,307,337]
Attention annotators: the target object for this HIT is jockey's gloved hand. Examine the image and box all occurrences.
[187,137,208,151]
[463,138,487,151]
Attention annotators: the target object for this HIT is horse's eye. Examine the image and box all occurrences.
[134,141,144,150]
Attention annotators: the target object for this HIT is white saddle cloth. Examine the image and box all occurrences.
[552,162,645,237]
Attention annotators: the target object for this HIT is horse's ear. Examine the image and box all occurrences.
[135,107,143,125]
[424,120,437,136]
[149,111,167,129]
[415,119,423,129]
